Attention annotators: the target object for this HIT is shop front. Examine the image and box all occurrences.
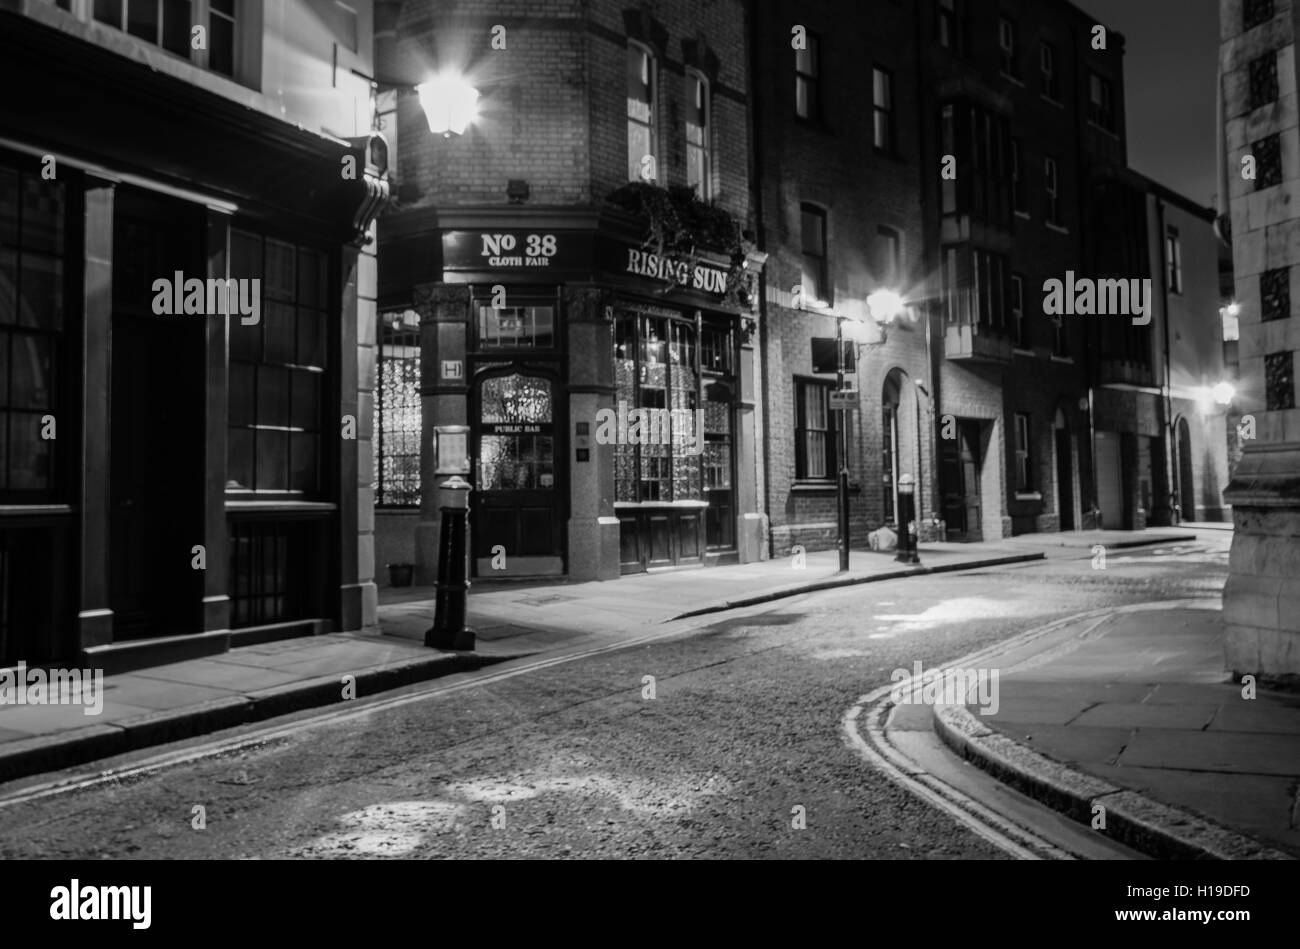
[379,208,767,583]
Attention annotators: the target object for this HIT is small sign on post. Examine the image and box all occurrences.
[829,388,858,412]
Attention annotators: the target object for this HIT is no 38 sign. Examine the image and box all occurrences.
[481,232,557,262]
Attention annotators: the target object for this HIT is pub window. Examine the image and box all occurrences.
[375,312,420,507]
[612,309,736,548]
[227,230,329,498]
[795,32,820,121]
[478,303,556,349]
[872,67,895,154]
[627,43,657,182]
[800,204,829,306]
[795,379,836,481]
[0,164,66,497]
[686,70,712,200]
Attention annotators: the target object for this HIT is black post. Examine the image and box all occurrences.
[896,474,921,565]
[836,315,851,572]
[426,476,476,650]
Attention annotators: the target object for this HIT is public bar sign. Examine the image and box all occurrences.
[442,230,590,272]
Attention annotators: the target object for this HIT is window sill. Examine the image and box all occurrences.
[1001,73,1025,86]
[1041,95,1063,108]
[1012,347,1035,357]
[1014,210,1031,220]
[1015,492,1043,502]
[614,500,709,509]
[1050,355,1074,364]
[225,499,338,514]
[1045,222,1070,235]
[791,481,861,494]
[1087,121,1120,138]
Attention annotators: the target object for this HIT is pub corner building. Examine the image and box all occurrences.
[0,2,388,671]
[379,209,769,583]
[374,1,768,584]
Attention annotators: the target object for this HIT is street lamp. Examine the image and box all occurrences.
[416,73,480,137]
[1212,381,1236,406]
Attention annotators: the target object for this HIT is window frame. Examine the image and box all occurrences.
[1087,72,1118,134]
[872,66,895,154]
[374,312,421,508]
[626,41,658,183]
[1015,413,1032,492]
[1011,273,1027,349]
[794,377,837,482]
[685,68,712,200]
[1044,155,1061,226]
[1165,226,1183,295]
[799,204,830,307]
[998,17,1019,81]
[794,31,821,123]
[1040,42,1060,102]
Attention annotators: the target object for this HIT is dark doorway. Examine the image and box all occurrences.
[472,369,564,576]
[1177,417,1196,523]
[1055,411,1075,531]
[108,190,206,640]
[941,418,983,541]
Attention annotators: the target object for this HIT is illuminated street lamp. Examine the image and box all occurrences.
[1213,381,1236,406]
[416,74,480,137]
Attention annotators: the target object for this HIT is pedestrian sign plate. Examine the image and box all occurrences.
[829,389,858,411]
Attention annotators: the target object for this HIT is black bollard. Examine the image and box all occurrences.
[895,473,921,565]
[426,476,476,651]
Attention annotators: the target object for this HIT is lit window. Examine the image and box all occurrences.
[686,71,711,199]
[627,44,656,182]
[375,313,421,507]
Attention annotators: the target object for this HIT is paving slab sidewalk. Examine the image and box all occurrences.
[933,603,1300,859]
[0,529,1176,786]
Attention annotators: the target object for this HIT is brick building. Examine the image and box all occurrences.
[0,0,386,670]
[375,0,767,582]
[749,0,933,557]
[1218,0,1300,680]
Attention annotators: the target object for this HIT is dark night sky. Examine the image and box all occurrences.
[1075,0,1220,208]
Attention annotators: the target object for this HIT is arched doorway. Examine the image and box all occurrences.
[882,373,901,526]
[1054,407,1075,530]
[1177,417,1196,523]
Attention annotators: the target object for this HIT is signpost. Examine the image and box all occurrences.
[829,388,858,412]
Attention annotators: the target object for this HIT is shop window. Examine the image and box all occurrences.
[686,70,711,199]
[0,164,66,498]
[795,379,836,481]
[627,43,656,182]
[227,229,329,498]
[375,312,420,507]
